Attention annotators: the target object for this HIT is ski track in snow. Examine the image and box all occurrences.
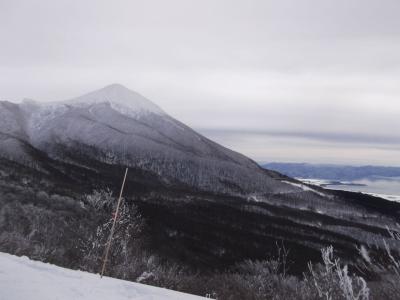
[282,180,328,197]
[0,252,208,300]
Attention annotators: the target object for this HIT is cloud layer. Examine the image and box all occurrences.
[1,0,400,165]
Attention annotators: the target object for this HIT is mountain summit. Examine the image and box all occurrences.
[65,84,165,116]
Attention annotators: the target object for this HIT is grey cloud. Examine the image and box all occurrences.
[198,128,400,148]
[1,0,400,165]
[198,129,400,166]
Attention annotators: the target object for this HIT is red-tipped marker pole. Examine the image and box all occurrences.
[100,167,129,278]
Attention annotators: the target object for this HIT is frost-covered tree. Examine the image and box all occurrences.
[81,189,145,279]
[84,188,115,211]
[356,226,400,299]
[305,246,369,300]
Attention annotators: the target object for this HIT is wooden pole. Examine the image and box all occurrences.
[100,167,129,278]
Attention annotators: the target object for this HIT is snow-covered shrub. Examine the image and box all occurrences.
[205,245,307,300]
[84,188,115,211]
[304,246,369,300]
[140,261,188,290]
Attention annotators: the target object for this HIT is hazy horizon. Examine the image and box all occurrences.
[1,0,400,166]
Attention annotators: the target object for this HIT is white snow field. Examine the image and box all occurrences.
[0,252,208,300]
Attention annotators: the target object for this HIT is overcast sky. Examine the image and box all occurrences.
[1,0,400,166]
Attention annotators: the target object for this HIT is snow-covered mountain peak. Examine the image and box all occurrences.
[65,84,165,117]
[1,84,294,195]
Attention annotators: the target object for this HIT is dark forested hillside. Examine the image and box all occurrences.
[1,145,399,275]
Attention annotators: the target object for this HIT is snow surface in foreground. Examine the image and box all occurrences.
[0,252,207,300]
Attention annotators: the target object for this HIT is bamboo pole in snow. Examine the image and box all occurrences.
[100,167,129,278]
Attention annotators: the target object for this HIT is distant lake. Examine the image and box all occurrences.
[300,177,400,202]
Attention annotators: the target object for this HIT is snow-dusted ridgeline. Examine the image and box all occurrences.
[0,252,208,300]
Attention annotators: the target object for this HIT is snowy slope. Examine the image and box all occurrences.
[0,252,207,300]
